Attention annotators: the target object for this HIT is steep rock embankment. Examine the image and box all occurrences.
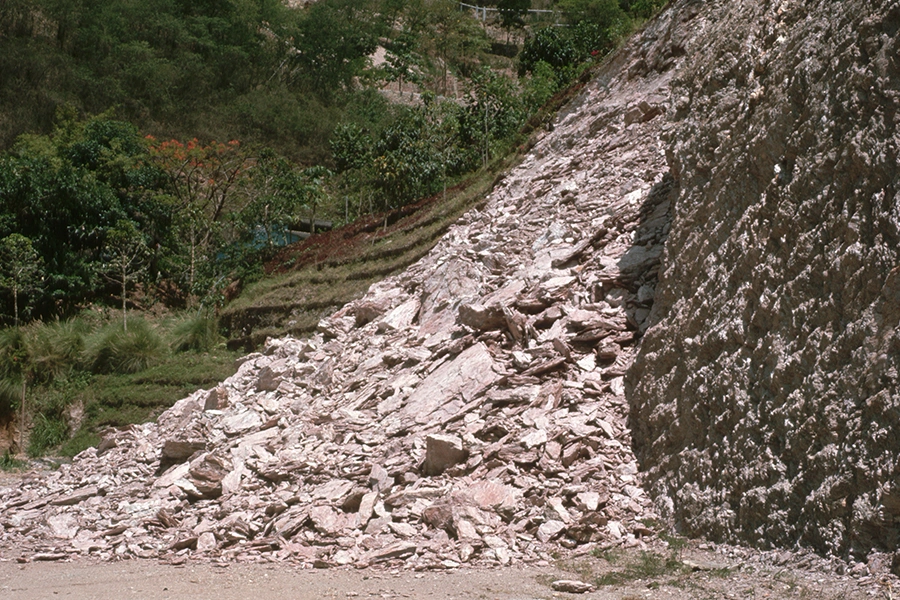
[629,0,900,560]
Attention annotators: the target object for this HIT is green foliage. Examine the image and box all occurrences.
[381,32,423,94]
[418,0,490,92]
[0,451,26,471]
[460,68,526,167]
[288,0,381,96]
[332,94,485,213]
[0,116,136,317]
[370,108,447,207]
[0,233,43,326]
[521,61,560,112]
[497,0,531,32]
[83,318,165,374]
[520,0,642,85]
[559,0,628,27]
[0,378,20,417]
[0,326,28,386]
[59,429,102,457]
[0,308,238,457]
[62,345,237,455]
[171,313,222,352]
[519,27,581,79]
[620,0,668,20]
[28,412,68,457]
[101,219,150,329]
[331,123,373,174]
[594,551,688,586]
[0,0,393,160]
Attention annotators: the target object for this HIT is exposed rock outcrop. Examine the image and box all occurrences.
[629,0,900,561]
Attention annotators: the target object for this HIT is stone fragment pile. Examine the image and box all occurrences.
[0,6,693,567]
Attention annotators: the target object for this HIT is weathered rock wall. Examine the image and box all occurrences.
[628,0,900,559]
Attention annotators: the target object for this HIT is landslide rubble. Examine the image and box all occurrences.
[0,3,696,567]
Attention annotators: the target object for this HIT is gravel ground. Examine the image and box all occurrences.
[0,541,893,600]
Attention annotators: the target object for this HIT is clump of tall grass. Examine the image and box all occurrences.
[0,328,27,414]
[0,378,19,415]
[26,320,87,383]
[28,412,69,457]
[83,318,165,374]
[171,313,222,353]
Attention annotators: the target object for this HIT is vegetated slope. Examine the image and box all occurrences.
[218,172,499,350]
[0,3,691,566]
[628,0,900,563]
[217,75,594,350]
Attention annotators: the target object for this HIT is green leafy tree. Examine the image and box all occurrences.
[290,0,381,96]
[497,0,530,40]
[101,220,149,331]
[620,0,667,19]
[460,68,524,167]
[0,234,42,327]
[522,60,559,112]
[382,32,422,96]
[331,123,373,174]
[423,0,489,93]
[0,327,30,454]
[519,26,580,79]
[559,0,628,26]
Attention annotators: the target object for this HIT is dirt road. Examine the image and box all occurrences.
[0,546,887,600]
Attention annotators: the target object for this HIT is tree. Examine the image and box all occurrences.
[461,68,524,167]
[382,32,422,96]
[423,0,489,95]
[148,138,251,297]
[0,234,42,327]
[240,154,331,250]
[289,0,381,96]
[0,327,30,455]
[519,26,580,77]
[497,0,530,41]
[101,220,148,331]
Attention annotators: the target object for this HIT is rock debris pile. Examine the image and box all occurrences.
[0,5,691,568]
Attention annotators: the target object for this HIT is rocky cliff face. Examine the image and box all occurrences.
[629,0,900,560]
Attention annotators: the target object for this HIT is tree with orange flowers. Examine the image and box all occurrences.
[147,137,251,298]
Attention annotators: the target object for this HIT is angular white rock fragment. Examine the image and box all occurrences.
[551,580,594,593]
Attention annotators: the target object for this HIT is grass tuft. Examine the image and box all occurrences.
[0,451,26,471]
[171,313,222,353]
[26,320,87,383]
[594,551,688,586]
[83,319,166,374]
[28,412,69,457]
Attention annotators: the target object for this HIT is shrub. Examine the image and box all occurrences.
[83,318,165,374]
[0,378,19,416]
[171,314,222,353]
[519,27,581,77]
